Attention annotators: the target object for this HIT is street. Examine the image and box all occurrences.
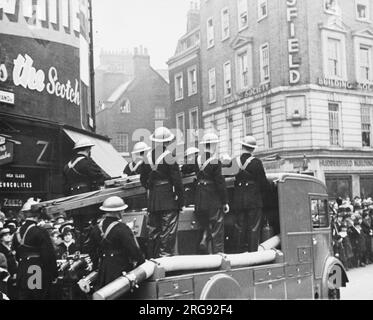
[341,264,373,300]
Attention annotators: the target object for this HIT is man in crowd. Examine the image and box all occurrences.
[12,198,58,300]
[0,227,17,299]
[140,127,184,258]
[231,136,270,253]
[194,133,229,254]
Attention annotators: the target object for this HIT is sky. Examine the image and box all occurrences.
[92,0,193,70]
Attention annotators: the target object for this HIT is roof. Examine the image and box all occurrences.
[156,69,169,83]
[107,80,133,102]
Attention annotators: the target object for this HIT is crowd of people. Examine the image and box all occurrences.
[330,197,373,270]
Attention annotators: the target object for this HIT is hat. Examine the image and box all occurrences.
[132,142,151,155]
[240,136,257,149]
[100,196,128,212]
[184,147,200,158]
[200,133,220,145]
[21,198,41,213]
[150,127,175,143]
[59,223,75,236]
[0,228,11,238]
[74,138,95,151]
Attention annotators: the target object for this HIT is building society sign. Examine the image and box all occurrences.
[318,78,373,93]
[287,0,301,85]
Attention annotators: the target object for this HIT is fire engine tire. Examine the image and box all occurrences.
[200,274,243,300]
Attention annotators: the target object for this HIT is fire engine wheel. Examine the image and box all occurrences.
[200,274,243,300]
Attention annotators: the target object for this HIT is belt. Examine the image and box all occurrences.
[70,183,89,190]
[102,250,122,258]
[153,180,169,186]
[236,181,255,187]
[197,180,214,186]
[20,254,40,261]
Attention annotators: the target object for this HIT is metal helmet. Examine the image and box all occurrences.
[184,147,200,158]
[21,198,41,212]
[200,133,220,145]
[74,138,95,151]
[241,136,257,149]
[99,196,128,212]
[132,142,151,155]
[150,127,175,143]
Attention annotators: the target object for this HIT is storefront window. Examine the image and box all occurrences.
[325,176,352,200]
[361,176,373,198]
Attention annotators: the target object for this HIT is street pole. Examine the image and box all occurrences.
[88,0,96,133]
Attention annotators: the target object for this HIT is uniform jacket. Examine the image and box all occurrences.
[0,243,17,278]
[140,147,184,213]
[13,220,58,290]
[124,161,144,176]
[87,217,145,289]
[194,152,228,212]
[232,153,269,210]
[63,153,108,195]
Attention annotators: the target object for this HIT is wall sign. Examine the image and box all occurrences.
[0,89,14,105]
[0,169,45,192]
[318,77,373,93]
[0,142,14,166]
[320,159,373,168]
[287,0,301,85]
[239,83,271,100]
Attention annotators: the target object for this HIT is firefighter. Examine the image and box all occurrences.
[232,136,269,253]
[195,133,229,255]
[91,196,145,290]
[63,138,109,196]
[123,142,151,177]
[13,198,58,300]
[181,147,200,176]
[140,127,184,258]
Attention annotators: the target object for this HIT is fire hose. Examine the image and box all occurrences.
[92,235,281,300]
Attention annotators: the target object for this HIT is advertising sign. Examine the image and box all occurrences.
[0,141,14,165]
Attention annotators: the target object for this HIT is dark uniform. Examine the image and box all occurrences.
[13,220,58,300]
[194,153,228,254]
[140,147,184,258]
[232,154,269,252]
[87,217,145,290]
[124,161,144,176]
[0,242,17,299]
[124,161,146,210]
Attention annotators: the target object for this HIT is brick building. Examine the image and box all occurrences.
[167,2,203,158]
[96,47,171,159]
[198,0,373,199]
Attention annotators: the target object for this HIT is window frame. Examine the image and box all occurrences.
[243,110,253,137]
[189,107,200,144]
[260,43,270,84]
[322,30,347,80]
[174,72,184,101]
[208,67,217,104]
[223,60,232,98]
[354,36,373,83]
[236,48,251,91]
[237,0,249,31]
[207,17,215,49]
[310,197,330,229]
[324,0,341,16]
[155,107,166,120]
[257,0,268,22]
[328,102,341,147]
[187,65,198,96]
[264,106,273,149]
[119,99,131,114]
[176,112,186,145]
[221,7,230,41]
[114,132,129,153]
[361,104,372,148]
[355,0,370,22]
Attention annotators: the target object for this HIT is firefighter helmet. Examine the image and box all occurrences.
[21,198,41,212]
[184,147,200,158]
[74,138,95,150]
[132,142,151,155]
[100,196,128,212]
[241,136,257,149]
[150,127,175,143]
[200,133,220,145]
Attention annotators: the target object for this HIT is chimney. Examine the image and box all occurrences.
[187,1,200,32]
[133,46,150,76]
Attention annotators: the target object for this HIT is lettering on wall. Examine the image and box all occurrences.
[287,0,301,85]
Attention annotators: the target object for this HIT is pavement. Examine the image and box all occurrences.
[340,263,373,300]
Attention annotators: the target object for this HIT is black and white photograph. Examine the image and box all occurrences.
[0,0,373,306]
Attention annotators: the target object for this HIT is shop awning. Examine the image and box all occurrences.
[63,128,127,179]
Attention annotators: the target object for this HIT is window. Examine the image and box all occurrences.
[311,199,329,228]
[237,0,248,30]
[176,113,185,145]
[329,103,340,146]
[175,73,183,101]
[120,99,131,113]
[322,30,347,79]
[258,0,268,21]
[227,117,234,155]
[189,108,199,145]
[208,68,216,103]
[114,133,129,153]
[361,105,372,147]
[356,0,370,21]
[237,50,249,90]
[327,38,342,77]
[188,66,197,96]
[223,61,232,97]
[260,43,270,83]
[265,107,273,149]
[326,176,352,200]
[207,18,215,48]
[155,107,166,120]
[244,111,253,136]
[221,8,230,40]
[359,46,372,82]
[324,0,340,15]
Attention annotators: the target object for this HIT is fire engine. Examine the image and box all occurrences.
[34,172,348,300]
